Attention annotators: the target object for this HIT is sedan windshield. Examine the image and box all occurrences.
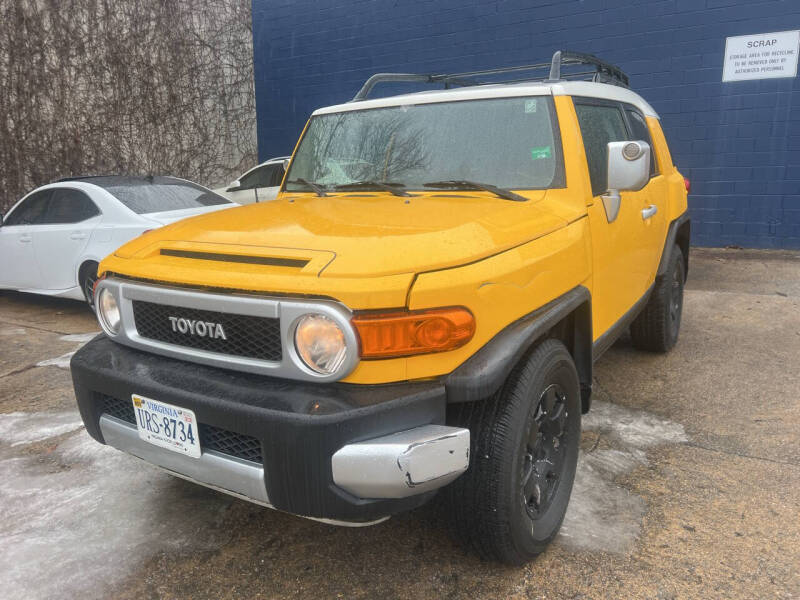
[285,96,564,193]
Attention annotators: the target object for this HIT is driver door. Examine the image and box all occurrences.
[0,190,50,289]
[573,99,655,340]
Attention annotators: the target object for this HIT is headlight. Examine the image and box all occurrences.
[97,288,121,335]
[294,314,347,375]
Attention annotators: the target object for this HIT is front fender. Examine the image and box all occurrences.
[444,286,592,409]
[401,218,592,384]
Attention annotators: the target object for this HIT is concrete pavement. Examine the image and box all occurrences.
[0,247,797,599]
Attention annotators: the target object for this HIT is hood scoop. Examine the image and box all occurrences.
[160,248,309,269]
[137,241,335,277]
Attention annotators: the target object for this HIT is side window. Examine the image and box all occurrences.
[624,108,658,177]
[4,190,53,226]
[239,165,278,190]
[43,189,100,224]
[271,165,285,187]
[574,102,629,196]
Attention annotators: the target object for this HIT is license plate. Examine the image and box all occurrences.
[132,394,201,458]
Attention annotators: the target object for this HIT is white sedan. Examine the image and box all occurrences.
[0,175,235,304]
[214,156,290,204]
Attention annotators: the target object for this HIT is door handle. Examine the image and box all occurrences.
[641,204,658,220]
[70,233,87,240]
[19,234,31,243]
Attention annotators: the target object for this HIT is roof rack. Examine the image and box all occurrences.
[351,50,629,102]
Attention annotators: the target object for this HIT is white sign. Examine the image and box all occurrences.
[722,30,799,82]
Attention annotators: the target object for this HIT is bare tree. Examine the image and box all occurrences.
[0,0,257,212]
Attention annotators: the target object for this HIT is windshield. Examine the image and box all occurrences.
[105,181,231,214]
[285,96,564,193]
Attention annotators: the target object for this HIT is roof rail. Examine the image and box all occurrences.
[52,174,161,183]
[351,50,628,102]
[53,175,106,182]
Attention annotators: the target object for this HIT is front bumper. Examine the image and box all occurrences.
[71,336,469,523]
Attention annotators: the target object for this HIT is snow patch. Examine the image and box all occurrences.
[582,401,688,447]
[559,400,687,554]
[36,353,77,369]
[60,332,99,344]
[0,411,232,600]
[0,412,83,447]
[35,332,99,370]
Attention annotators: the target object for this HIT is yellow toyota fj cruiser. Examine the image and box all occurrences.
[72,51,690,564]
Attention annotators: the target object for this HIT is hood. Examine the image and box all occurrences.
[117,191,567,278]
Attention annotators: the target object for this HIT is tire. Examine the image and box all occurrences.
[630,244,685,352]
[443,338,581,565]
[79,261,99,307]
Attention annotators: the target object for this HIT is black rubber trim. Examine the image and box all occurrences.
[160,249,309,269]
[657,212,690,278]
[591,283,654,362]
[445,286,591,404]
[71,336,443,521]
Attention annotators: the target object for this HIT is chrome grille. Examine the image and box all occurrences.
[95,277,360,381]
[131,300,282,362]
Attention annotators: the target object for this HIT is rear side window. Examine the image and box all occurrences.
[624,108,658,177]
[4,190,52,225]
[44,188,100,224]
[105,182,230,214]
[574,102,628,196]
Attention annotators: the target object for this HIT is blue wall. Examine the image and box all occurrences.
[252,0,800,248]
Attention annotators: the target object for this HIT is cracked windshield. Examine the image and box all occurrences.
[285,96,563,193]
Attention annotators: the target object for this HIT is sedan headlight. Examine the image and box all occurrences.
[294,314,347,375]
[97,288,121,335]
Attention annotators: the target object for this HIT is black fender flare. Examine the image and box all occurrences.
[445,285,593,412]
[657,212,690,279]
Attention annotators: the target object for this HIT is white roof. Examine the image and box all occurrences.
[313,80,658,119]
[237,156,291,180]
[252,156,291,170]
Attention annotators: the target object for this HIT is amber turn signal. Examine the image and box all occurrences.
[352,307,475,359]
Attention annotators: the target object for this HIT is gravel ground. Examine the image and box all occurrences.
[0,247,798,600]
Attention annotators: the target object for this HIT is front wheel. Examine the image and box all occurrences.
[443,339,581,564]
[79,262,99,307]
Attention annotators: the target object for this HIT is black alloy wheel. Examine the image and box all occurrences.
[443,339,581,564]
[521,383,569,520]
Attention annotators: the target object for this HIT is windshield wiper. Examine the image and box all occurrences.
[334,180,410,197]
[286,178,328,197]
[423,180,527,202]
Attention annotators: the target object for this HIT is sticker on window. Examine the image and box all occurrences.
[524,99,537,113]
[531,146,552,160]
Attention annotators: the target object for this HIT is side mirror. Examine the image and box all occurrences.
[226,179,241,192]
[282,159,290,170]
[602,140,650,223]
